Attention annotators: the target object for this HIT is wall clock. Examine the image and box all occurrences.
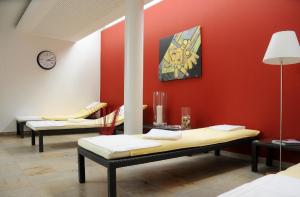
[37,50,56,70]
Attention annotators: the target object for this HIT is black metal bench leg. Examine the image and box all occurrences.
[39,133,44,152]
[266,147,273,167]
[214,149,220,156]
[78,153,85,183]
[20,122,25,138]
[31,130,35,145]
[251,141,259,172]
[16,121,20,136]
[107,166,117,197]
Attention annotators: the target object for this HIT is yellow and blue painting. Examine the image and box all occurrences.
[159,26,201,81]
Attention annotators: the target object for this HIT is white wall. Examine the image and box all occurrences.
[0,1,100,132]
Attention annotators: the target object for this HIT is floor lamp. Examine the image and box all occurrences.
[263,31,300,171]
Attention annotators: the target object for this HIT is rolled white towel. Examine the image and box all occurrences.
[209,124,246,131]
[144,129,182,140]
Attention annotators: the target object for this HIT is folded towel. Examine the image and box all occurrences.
[27,121,65,128]
[82,135,161,152]
[144,129,182,140]
[209,124,246,131]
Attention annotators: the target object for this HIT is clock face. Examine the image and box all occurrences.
[37,51,56,70]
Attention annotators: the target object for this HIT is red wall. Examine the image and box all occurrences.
[101,0,300,152]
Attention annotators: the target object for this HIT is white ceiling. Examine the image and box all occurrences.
[16,0,155,42]
[0,0,31,31]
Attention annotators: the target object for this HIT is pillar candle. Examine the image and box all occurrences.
[156,105,163,124]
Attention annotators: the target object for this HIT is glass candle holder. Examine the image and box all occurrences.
[153,91,167,126]
[181,107,191,129]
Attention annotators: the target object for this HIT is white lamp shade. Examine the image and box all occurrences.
[263,31,300,65]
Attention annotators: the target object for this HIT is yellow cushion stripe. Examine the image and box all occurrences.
[42,102,107,121]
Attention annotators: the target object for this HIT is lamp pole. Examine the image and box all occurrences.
[279,60,283,171]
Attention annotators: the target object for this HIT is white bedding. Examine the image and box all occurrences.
[16,116,43,122]
[26,120,65,127]
[26,119,101,131]
[81,135,161,153]
[219,174,300,197]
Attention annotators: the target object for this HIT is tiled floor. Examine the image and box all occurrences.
[0,133,267,197]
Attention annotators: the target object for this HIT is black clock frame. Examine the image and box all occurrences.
[37,50,56,70]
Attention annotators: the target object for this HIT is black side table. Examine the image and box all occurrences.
[251,140,300,172]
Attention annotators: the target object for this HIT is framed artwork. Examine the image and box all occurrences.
[159,26,202,81]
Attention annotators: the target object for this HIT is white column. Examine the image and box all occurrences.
[124,0,144,135]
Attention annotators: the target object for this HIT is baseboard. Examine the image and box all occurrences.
[0,131,16,136]
[221,150,294,169]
